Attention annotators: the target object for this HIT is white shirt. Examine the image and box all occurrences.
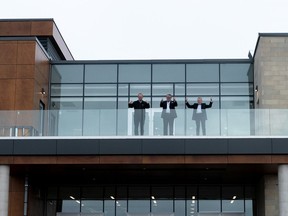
[166,101,170,113]
[196,104,202,113]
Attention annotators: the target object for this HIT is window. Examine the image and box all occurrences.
[220,63,253,82]
[153,64,185,82]
[51,64,84,83]
[85,64,117,83]
[119,64,151,83]
[187,64,219,82]
[84,84,117,96]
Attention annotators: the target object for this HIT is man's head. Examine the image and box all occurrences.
[197,97,203,104]
[166,94,172,101]
[138,93,144,101]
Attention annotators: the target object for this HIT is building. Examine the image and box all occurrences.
[0,19,288,216]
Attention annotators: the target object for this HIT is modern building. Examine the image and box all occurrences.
[0,19,288,216]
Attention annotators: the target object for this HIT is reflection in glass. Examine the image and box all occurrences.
[61,200,80,213]
[116,200,127,216]
[51,97,83,110]
[51,64,84,83]
[152,84,173,96]
[186,83,219,96]
[51,84,83,97]
[151,187,173,214]
[221,83,253,95]
[220,63,253,82]
[130,84,151,96]
[118,84,129,96]
[81,200,103,213]
[84,84,117,96]
[153,64,185,82]
[187,64,219,82]
[221,96,253,109]
[85,64,117,83]
[222,186,244,213]
[83,109,117,136]
[84,97,117,109]
[119,64,151,83]
[175,84,185,95]
[198,186,221,213]
[104,200,115,216]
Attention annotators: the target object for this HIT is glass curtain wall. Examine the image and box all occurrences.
[47,184,255,216]
[50,61,253,136]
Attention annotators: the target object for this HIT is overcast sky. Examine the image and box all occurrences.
[1,0,288,60]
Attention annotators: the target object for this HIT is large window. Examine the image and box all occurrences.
[50,61,253,135]
[48,184,255,216]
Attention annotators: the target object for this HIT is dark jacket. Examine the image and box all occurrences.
[160,100,177,118]
[128,100,150,117]
[186,102,213,120]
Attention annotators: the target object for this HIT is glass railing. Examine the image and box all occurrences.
[0,109,286,137]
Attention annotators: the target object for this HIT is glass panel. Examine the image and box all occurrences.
[187,64,219,82]
[128,186,150,213]
[119,64,151,83]
[186,83,219,95]
[116,200,127,216]
[82,187,103,199]
[85,64,117,83]
[81,200,103,213]
[222,186,244,213]
[84,84,117,96]
[117,108,129,136]
[59,187,80,200]
[221,96,253,109]
[151,187,173,214]
[198,186,221,213]
[153,64,185,82]
[118,97,129,109]
[51,64,84,83]
[130,84,151,96]
[152,84,173,96]
[83,109,117,136]
[175,84,185,95]
[84,97,117,109]
[50,97,83,110]
[185,97,220,136]
[61,200,80,213]
[221,83,253,95]
[187,186,198,216]
[175,200,185,216]
[220,63,253,82]
[104,200,115,216]
[118,84,129,96]
[51,84,83,97]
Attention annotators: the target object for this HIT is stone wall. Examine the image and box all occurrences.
[254,36,288,108]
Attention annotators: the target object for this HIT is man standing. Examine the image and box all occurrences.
[160,94,177,135]
[128,93,150,135]
[185,97,213,136]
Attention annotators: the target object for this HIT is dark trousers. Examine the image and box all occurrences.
[163,117,174,135]
[134,115,145,135]
[195,118,206,136]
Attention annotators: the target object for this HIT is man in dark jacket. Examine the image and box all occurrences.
[185,97,213,136]
[160,94,177,135]
[128,93,150,135]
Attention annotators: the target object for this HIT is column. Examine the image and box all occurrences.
[0,165,10,216]
[279,165,288,216]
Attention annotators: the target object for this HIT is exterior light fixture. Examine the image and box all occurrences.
[41,88,46,95]
[255,85,258,92]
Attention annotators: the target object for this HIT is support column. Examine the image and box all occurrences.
[0,165,10,216]
[279,165,288,216]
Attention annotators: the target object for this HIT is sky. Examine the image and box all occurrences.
[1,0,288,60]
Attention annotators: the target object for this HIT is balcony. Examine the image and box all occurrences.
[0,108,286,137]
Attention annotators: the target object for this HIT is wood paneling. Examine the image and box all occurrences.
[272,155,288,163]
[16,65,34,78]
[9,176,24,216]
[0,43,17,64]
[13,156,57,164]
[0,65,17,78]
[185,155,228,164]
[0,21,31,36]
[31,21,53,35]
[143,156,185,164]
[228,155,272,164]
[0,79,15,110]
[14,79,34,110]
[100,156,143,164]
[57,156,100,164]
[17,43,36,65]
